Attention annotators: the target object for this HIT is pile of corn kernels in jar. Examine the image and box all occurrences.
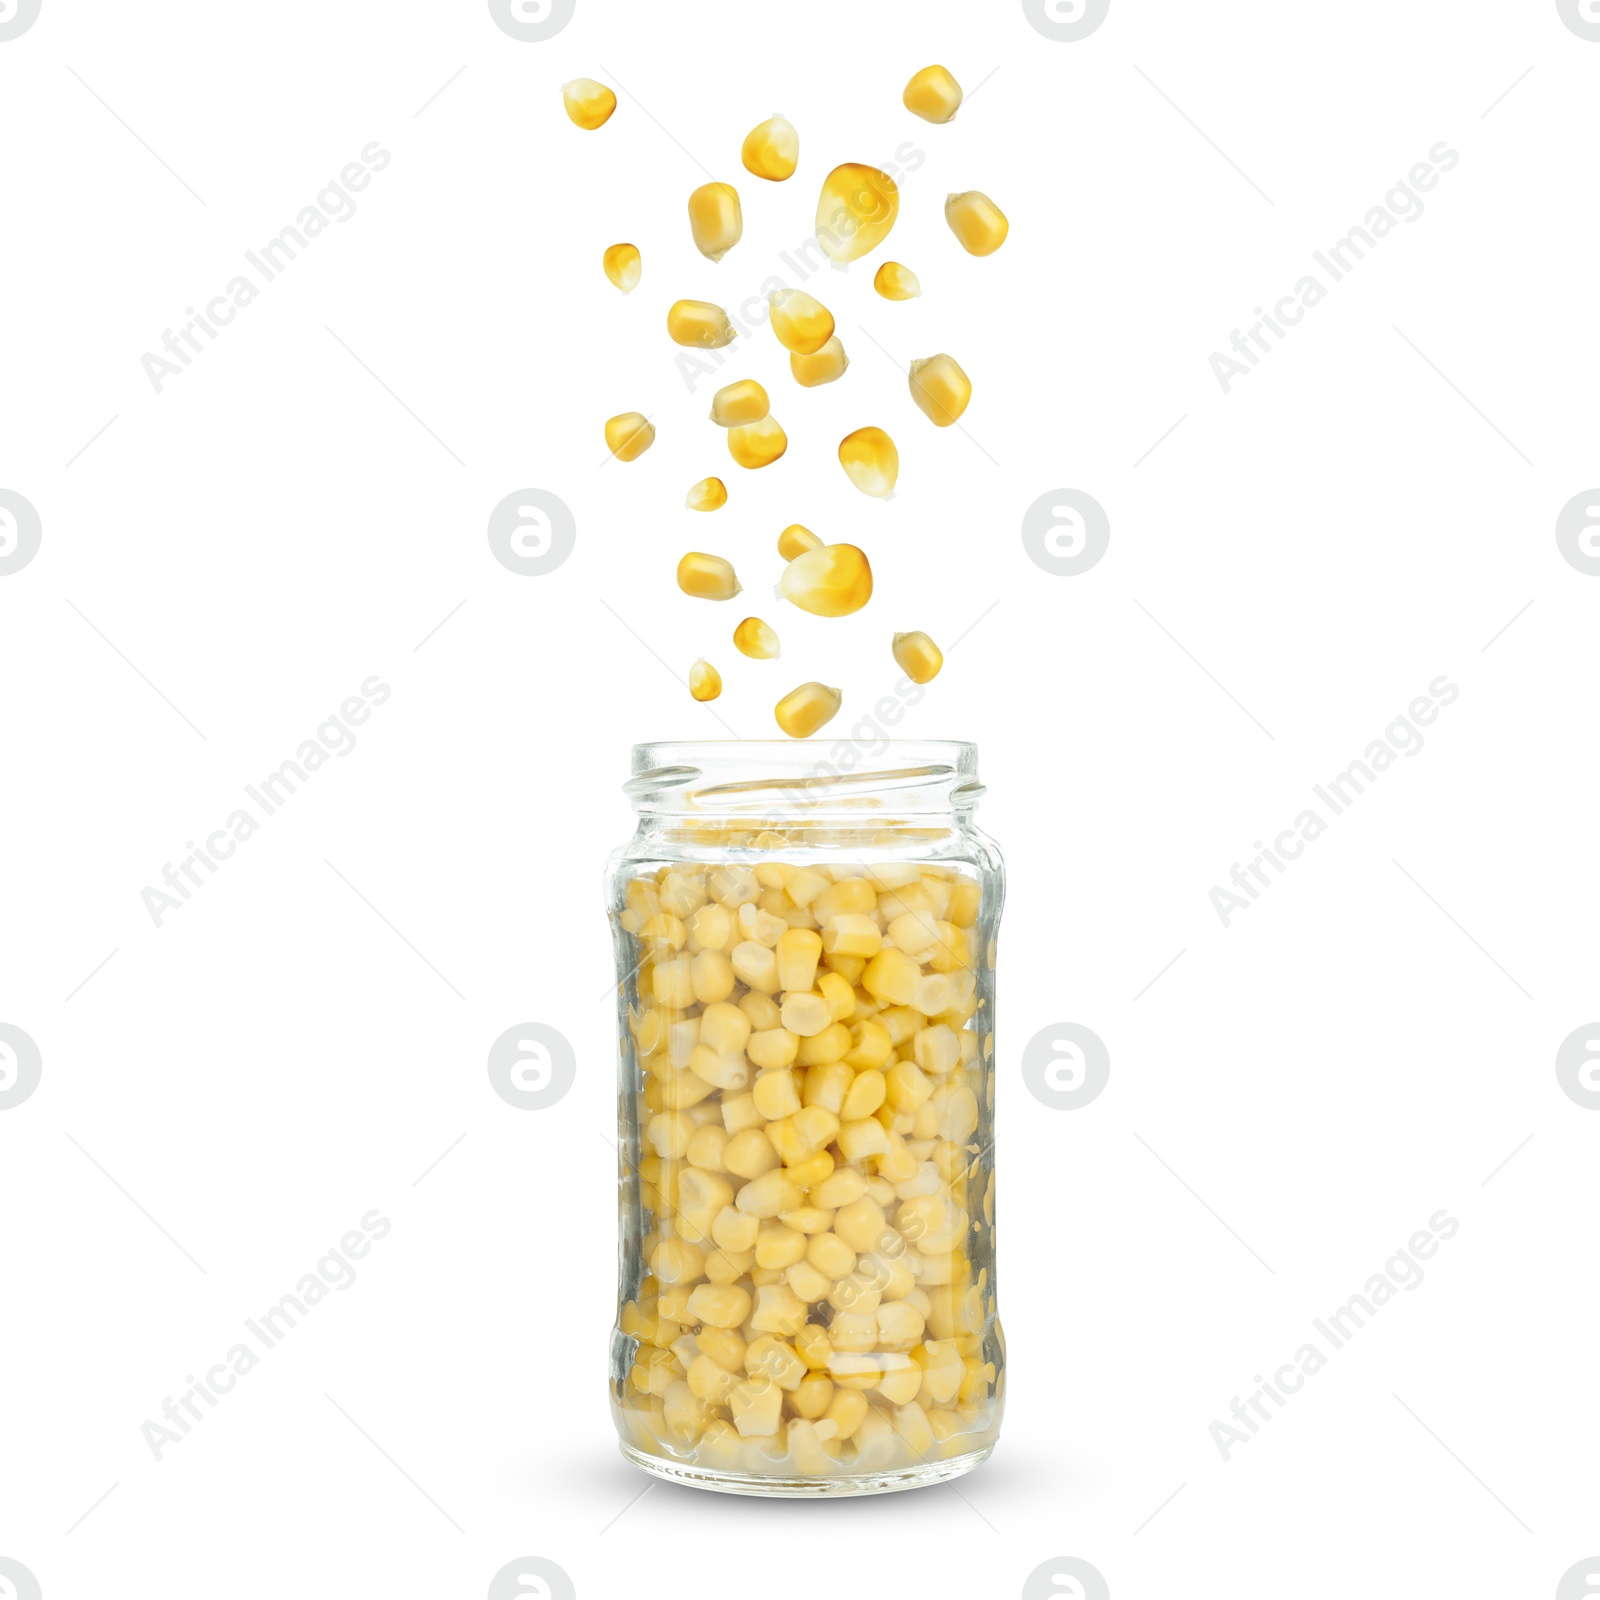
[613,848,1001,1477]
[569,66,1008,739]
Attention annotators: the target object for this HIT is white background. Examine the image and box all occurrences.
[2,1,1597,1596]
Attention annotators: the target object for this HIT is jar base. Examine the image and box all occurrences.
[618,1440,994,1498]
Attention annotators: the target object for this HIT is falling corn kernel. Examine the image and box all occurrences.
[677,552,741,600]
[777,544,873,618]
[688,182,743,262]
[816,163,900,264]
[791,337,849,389]
[893,631,943,684]
[666,300,737,349]
[604,412,655,462]
[727,415,787,470]
[686,477,728,512]
[945,190,1009,256]
[562,78,617,130]
[733,617,780,660]
[741,114,799,182]
[768,288,835,357]
[873,261,921,300]
[775,682,842,739]
[709,379,769,427]
[837,426,898,498]
[908,353,972,428]
[602,242,641,294]
[903,65,963,124]
[689,659,723,702]
[777,524,822,560]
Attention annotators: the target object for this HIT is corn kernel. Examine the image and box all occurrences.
[908,353,972,428]
[775,927,823,992]
[741,113,800,181]
[667,299,737,349]
[732,616,780,660]
[778,543,873,618]
[727,415,787,470]
[820,912,881,958]
[816,162,900,264]
[677,552,741,601]
[750,1283,809,1336]
[775,682,842,739]
[685,477,728,513]
[945,190,1009,256]
[688,181,742,262]
[780,992,832,1038]
[604,412,655,462]
[777,524,822,561]
[687,1283,751,1329]
[729,1375,783,1436]
[768,288,835,356]
[796,1022,851,1066]
[686,657,722,704]
[747,1027,799,1070]
[893,630,944,684]
[838,426,899,498]
[864,947,922,1006]
[873,261,921,300]
[903,63,963,123]
[561,78,616,130]
[602,242,641,293]
[791,336,849,388]
[709,379,769,428]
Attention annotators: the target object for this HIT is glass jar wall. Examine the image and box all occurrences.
[605,742,1005,1496]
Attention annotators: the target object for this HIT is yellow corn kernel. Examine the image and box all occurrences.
[604,412,655,462]
[741,113,799,182]
[820,912,881,958]
[768,288,835,356]
[903,63,963,123]
[780,992,832,1038]
[811,1168,866,1209]
[727,415,787,470]
[666,299,737,349]
[731,939,781,994]
[893,630,944,684]
[838,426,898,498]
[561,78,616,130]
[945,190,1009,256]
[776,927,824,992]
[796,1022,851,1066]
[686,477,729,515]
[687,1282,751,1329]
[864,947,922,1006]
[688,181,742,262]
[825,1388,869,1440]
[676,552,741,601]
[908,353,972,428]
[733,616,780,660]
[816,163,900,264]
[816,971,855,1021]
[804,1058,853,1114]
[688,659,722,703]
[775,682,842,739]
[873,261,921,300]
[602,242,641,293]
[778,543,873,618]
[791,336,849,388]
[747,1027,799,1070]
[709,379,770,428]
[777,524,822,561]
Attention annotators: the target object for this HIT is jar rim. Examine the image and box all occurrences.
[626,741,981,815]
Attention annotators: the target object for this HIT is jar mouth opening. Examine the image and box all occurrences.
[627,741,981,815]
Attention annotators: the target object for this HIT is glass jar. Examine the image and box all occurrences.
[605,741,1005,1496]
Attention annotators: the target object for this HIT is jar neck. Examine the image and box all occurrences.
[625,741,982,824]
